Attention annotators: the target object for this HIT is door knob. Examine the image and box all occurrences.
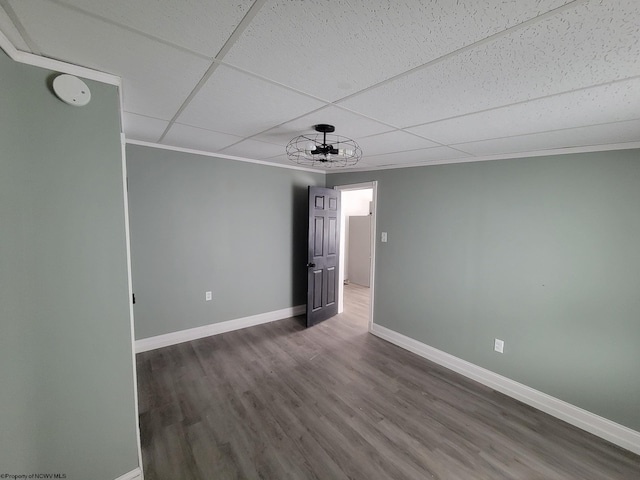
[307,263,316,268]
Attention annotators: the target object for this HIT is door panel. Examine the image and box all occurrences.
[327,267,336,305]
[307,186,340,327]
[312,270,323,311]
[314,217,324,256]
[328,217,337,255]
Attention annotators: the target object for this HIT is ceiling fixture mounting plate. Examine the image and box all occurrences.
[314,124,335,133]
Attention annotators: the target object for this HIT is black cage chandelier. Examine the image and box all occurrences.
[286,124,362,168]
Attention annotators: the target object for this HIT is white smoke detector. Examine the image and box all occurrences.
[52,74,91,106]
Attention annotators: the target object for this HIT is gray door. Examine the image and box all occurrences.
[307,186,340,327]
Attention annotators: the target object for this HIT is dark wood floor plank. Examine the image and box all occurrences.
[137,284,640,479]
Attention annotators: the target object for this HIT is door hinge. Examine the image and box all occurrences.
[132,293,136,304]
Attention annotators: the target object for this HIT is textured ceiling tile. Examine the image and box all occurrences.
[362,146,470,167]
[219,138,287,160]
[252,105,393,146]
[453,119,640,156]
[339,0,640,126]
[163,123,243,152]
[407,78,640,144]
[49,0,253,57]
[224,0,572,101]
[357,131,440,156]
[123,112,169,143]
[8,0,211,120]
[0,5,31,51]
[176,65,325,136]
[7,0,639,169]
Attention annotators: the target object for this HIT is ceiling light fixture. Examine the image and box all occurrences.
[286,124,362,168]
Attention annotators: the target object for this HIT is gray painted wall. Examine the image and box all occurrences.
[126,145,325,340]
[0,51,139,478]
[328,150,640,432]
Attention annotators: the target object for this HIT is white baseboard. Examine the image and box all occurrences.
[135,305,306,353]
[370,323,640,455]
[114,467,142,480]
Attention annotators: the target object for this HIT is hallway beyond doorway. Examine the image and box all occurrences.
[343,283,369,329]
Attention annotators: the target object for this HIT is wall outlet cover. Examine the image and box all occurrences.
[494,338,504,353]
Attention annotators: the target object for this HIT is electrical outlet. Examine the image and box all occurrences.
[494,338,504,354]
[205,291,212,301]
[381,232,388,243]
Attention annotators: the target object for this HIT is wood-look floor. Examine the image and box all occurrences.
[136,284,640,479]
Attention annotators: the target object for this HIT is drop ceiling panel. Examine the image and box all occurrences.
[4,0,639,171]
[8,0,211,120]
[224,0,572,101]
[219,138,287,160]
[177,65,325,136]
[361,146,470,168]
[408,78,640,145]
[357,131,440,156]
[49,0,253,57]
[123,112,169,143]
[454,120,640,156]
[162,123,242,152]
[0,5,30,51]
[339,0,640,127]
[252,105,392,146]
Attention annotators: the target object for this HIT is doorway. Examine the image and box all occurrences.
[335,182,377,331]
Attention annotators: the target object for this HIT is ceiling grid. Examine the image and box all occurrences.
[0,0,638,171]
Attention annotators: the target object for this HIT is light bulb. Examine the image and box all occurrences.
[304,142,316,158]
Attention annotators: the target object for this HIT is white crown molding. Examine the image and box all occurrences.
[126,139,326,174]
[114,467,142,480]
[136,305,306,353]
[326,142,640,174]
[0,27,120,86]
[370,323,640,455]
